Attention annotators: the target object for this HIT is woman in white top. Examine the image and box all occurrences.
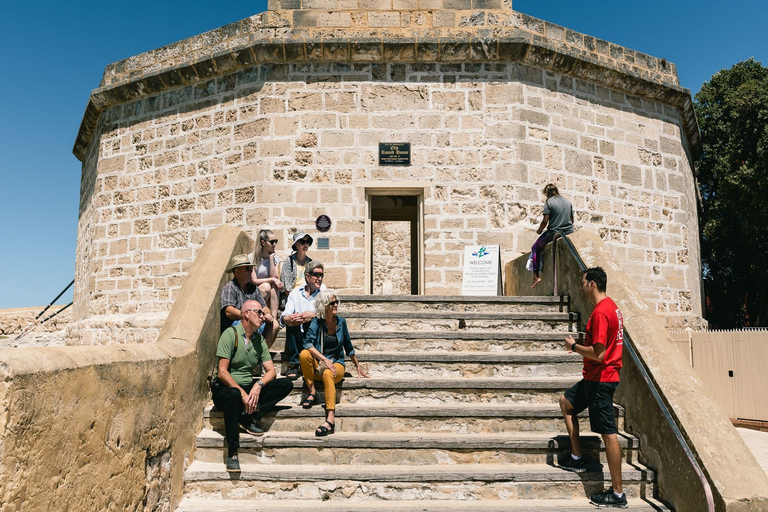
[251,229,284,318]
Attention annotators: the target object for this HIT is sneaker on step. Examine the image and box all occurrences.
[559,455,587,473]
[226,454,240,472]
[589,486,628,508]
[239,420,264,436]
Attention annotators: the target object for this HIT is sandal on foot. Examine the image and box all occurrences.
[286,367,300,380]
[315,421,335,437]
[301,393,317,409]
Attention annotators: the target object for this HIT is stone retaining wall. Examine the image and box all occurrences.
[0,306,71,349]
[0,225,248,511]
[0,306,72,337]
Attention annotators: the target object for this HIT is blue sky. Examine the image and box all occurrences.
[1,1,765,309]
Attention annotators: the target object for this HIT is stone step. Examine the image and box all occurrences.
[352,333,576,353]
[342,311,578,333]
[274,330,580,353]
[337,295,568,314]
[203,403,624,434]
[177,497,670,511]
[291,376,578,406]
[208,377,577,408]
[193,429,640,466]
[182,462,654,501]
[275,351,582,378]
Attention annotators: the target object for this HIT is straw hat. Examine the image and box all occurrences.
[226,254,255,273]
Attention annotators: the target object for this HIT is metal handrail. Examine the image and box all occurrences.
[551,231,715,512]
[13,279,75,341]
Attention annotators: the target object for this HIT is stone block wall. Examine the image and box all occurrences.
[71,59,702,344]
[373,220,413,295]
[267,0,513,10]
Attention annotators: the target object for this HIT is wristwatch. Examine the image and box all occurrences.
[257,380,264,387]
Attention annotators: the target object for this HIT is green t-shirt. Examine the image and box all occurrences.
[215,324,271,387]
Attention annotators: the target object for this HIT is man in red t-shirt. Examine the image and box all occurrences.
[559,267,627,508]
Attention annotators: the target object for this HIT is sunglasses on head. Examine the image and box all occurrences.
[245,308,267,317]
[297,239,310,245]
[328,300,339,307]
[308,272,324,278]
[265,239,278,245]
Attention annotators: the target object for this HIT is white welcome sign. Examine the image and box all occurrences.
[461,245,502,296]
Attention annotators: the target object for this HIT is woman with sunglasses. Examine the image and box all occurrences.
[299,291,369,436]
[279,230,315,297]
[280,260,326,380]
[251,229,284,318]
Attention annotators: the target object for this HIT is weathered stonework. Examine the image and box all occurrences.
[0,306,72,338]
[72,2,703,344]
[373,220,412,294]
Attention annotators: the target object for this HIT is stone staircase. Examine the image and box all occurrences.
[176,295,669,511]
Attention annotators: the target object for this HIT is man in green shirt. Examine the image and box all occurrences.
[212,299,293,472]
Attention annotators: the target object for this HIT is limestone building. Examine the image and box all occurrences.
[71,0,703,344]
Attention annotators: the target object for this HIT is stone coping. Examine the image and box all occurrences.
[74,8,699,161]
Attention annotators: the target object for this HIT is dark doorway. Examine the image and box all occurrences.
[370,195,419,295]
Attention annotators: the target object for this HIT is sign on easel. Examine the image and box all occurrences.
[461,245,502,296]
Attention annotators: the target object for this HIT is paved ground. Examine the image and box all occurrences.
[738,427,768,476]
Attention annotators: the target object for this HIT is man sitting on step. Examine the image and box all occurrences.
[212,299,293,472]
[220,254,279,347]
[559,266,627,509]
[280,260,325,380]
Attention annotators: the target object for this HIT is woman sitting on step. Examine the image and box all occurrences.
[299,291,369,436]
[251,228,283,319]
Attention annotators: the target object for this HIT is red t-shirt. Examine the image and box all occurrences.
[582,297,624,382]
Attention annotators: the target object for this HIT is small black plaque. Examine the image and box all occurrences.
[379,142,411,166]
[316,215,332,233]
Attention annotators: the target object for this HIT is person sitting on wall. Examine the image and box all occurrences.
[251,228,284,319]
[279,231,314,303]
[300,291,369,436]
[220,254,279,347]
[280,260,325,380]
[529,183,574,289]
[212,299,293,472]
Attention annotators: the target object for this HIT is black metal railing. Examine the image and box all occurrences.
[550,231,715,512]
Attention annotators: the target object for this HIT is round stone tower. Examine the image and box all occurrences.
[71,0,703,344]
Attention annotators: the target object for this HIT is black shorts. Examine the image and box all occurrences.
[563,380,619,434]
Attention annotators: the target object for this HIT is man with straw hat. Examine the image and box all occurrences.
[221,254,279,346]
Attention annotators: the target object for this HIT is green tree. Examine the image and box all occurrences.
[695,58,768,328]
